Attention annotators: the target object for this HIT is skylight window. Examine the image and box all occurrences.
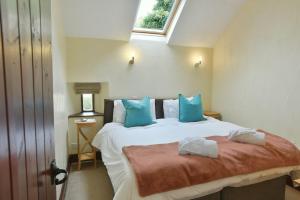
[133,0,180,35]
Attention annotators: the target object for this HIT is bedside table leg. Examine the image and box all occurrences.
[77,126,81,170]
[93,126,97,168]
[78,156,81,170]
[94,148,97,168]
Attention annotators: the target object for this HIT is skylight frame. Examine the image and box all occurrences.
[133,0,181,35]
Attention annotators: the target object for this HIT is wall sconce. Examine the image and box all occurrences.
[129,55,135,65]
[194,59,202,67]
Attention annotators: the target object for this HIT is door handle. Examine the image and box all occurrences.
[50,160,68,185]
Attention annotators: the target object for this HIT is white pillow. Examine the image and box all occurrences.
[113,99,156,123]
[163,99,179,118]
[163,97,194,119]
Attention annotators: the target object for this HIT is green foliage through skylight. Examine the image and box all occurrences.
[135,0,175,31]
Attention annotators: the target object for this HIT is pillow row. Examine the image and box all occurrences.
[113,95,205,127]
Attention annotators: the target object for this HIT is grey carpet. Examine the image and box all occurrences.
[65,161,114,200]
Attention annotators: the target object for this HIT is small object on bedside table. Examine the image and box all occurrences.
[204,111,222,120]
[294,179,300,186]
[75,118,97,170]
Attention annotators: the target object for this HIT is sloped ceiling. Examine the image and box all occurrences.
[62,0,140,41]
[168,0,247,47]
[62,0,247,47]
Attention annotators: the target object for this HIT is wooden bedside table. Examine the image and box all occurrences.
[75,118,97,170]
[204,111,222,120]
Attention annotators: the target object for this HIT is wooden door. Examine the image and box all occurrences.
[0,0,58,199]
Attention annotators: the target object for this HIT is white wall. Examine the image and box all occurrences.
[65,37,213,155]
[212,0,300,146]
[66,37,213,110]
[52,0,69,198]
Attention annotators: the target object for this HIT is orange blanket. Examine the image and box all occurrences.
[123,131,300,197]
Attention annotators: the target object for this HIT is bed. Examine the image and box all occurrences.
[92,99,300,200]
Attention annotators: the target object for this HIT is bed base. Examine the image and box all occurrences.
[193,192,220,200]
[192,176,287,200]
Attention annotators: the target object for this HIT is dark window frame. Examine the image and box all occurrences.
[81,93,95,112]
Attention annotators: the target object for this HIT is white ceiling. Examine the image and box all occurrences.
[62,0,140,41]
[62,0,247,47]
[168,0,247,47]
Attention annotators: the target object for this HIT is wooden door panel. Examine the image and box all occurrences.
[0,0,28,199]
[30,0,48,199]
[18,0,39,199]
[41,0,56,199]
[0,0,56,199]
[0,18,12,200]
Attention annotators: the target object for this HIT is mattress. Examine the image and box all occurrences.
[92,117,300,200]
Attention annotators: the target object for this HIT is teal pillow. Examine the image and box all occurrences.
[179,94,206,122]
[122,97,154,128]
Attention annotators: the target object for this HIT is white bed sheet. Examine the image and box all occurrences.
[92,117,300,200]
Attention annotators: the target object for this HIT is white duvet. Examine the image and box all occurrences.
[92,117,300,200]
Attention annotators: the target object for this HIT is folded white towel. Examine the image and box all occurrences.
[178,137,218,158]
[228,128,266,145]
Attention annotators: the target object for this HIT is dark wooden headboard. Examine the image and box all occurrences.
[104,99,165,124]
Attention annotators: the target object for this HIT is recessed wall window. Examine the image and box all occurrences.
[133,0,181,35]
[81,93,94,112]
